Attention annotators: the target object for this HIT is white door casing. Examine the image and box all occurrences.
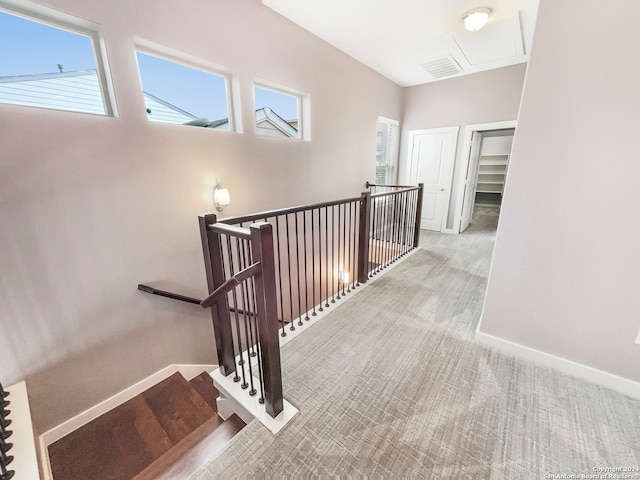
[407,127,458,232]
[460,131,482,233]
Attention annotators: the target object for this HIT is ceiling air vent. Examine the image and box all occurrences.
[419,55,463,79]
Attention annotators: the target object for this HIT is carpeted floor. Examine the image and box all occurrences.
[191,206,640,479]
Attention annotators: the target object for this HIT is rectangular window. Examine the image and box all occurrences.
[136,50,232,129]
[254,83,307,140]
[0,7,114,115]
[376,117,400,185]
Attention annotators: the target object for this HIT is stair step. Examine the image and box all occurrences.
[48,370,244,480]
[48,394,173,480]
[141,372,216,445]
[133,414,246,480]
[188,372,219,412]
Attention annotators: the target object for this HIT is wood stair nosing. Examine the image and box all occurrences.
[132,414,245,480]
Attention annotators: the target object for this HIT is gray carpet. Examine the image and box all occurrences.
[191,206,640,479]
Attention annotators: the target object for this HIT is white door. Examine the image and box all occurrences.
[459,131,482,232]
[407,127,458,231]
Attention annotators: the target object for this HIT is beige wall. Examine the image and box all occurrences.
[399,64,526,229]
[480,0,640,382]
[0,0,402,432]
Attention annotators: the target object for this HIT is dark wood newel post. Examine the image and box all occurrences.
[250,222,284,418]
[198,213,236,376]
[413,183,424,248]
[357,191,371,284]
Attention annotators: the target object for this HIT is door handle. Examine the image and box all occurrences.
[440,187,445,191]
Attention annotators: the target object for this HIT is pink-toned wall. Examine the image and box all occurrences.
[479,0,640,382]
[399,64,526,229]
[0,0,402,431]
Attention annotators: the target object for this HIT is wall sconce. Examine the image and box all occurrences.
[213,183,231,212]
[463,7,492,31]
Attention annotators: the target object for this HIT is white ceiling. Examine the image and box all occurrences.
[262,0,540,87]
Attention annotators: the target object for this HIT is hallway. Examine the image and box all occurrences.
[192,207,640,478]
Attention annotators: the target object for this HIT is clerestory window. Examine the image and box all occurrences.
[0,5,115,116]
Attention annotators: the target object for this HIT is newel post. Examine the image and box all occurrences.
[198,213,236,376]
[250,222,284,418]
[357,191,371,284]
[413,183,424,248]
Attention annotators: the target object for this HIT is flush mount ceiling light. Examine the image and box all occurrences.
[463,7,492,31]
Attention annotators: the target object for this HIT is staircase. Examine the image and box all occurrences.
[47,372,245,480]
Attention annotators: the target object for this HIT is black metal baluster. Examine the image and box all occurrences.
[226,236,241,383]
[274,216,286,337]
[249,277,266,405]
[368,198,375,278]
[285,214,295,331]
[345,201,352,293]
[303,211,310,321]
[391,193,399,262]
[239,233,257,359]
[311,208,317,316]
[241,238,257,396]
[401,191,409,255]
[294,212,303,326]
[331,205,336,303]
[383,193,390,268]
[318,207,324,312]
[351,201,358,290]
[336,203,342,299]
[235,237,250,389]
[245,265,258,397]
[325,206,330,307]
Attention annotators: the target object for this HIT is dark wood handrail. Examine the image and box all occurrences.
[366,181,416,189]
[218,195,363,225]
[370,186,419,199]
[200,262,262,308]
[137,284,201,304]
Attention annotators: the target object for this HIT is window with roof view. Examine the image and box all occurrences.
[135,51,232,129]
[0,7,113,115]
[254,84,302,139]
[376,117,399,185]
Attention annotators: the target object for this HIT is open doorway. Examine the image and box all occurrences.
[456,121,516,233]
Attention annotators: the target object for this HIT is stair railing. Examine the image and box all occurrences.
[198,217,283,418]
[140,182,424,420]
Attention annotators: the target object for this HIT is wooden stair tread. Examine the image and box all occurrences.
[48,394,173,480]
[188,372,219,412]
[135,414,246,480]
[141,372,216,445]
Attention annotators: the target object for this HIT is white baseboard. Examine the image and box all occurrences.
[475,331,640,399]
[38,363,216,480]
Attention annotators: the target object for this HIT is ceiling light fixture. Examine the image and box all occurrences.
[463,7,492,32]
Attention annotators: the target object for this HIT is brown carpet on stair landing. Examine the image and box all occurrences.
[48,393,175,480]
[48,371,225,480]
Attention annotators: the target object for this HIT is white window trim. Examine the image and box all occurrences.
[376,116,400,186]
[135,38,241,132]
[254,78,310,141]
[0,0,118,117]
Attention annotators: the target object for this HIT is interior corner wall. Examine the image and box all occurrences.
[0,0,402,432]
[399,64,526,230]
[479,0,640,383]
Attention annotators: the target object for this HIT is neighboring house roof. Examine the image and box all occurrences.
[210,107,298,137]
[0,70,107,115]
[0,69,197,124]
[0,70,298,135]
